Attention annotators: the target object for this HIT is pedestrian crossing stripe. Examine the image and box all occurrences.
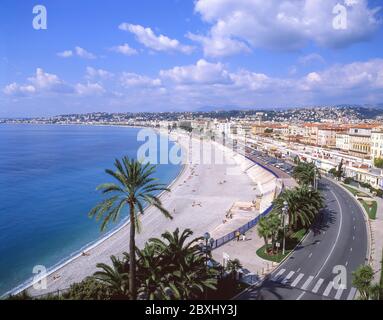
[291,273,305,287]
[312,278,324,293]
[301,275,314,290]
[281,271,295,285]
[269,269,357,300]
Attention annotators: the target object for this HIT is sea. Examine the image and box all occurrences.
[0,124,181,295]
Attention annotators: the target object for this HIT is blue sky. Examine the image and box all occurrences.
[1,0,383,117]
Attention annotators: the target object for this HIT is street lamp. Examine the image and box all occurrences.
[282,201,289,256]
[199,232,215,300]
[200,233,215,264]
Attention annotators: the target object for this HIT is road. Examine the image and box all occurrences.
[237,177,369,300]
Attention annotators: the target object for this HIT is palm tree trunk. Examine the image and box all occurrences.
[264,237,268,254]
[129,204,137,300]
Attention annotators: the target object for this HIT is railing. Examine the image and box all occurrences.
[211,145,282,250]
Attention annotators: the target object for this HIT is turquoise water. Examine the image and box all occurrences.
[0,124,181,295]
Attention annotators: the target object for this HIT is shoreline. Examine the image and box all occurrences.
[4,126,186,298]
[7,127,270,298]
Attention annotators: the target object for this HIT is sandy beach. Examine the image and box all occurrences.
[22,130,275,297]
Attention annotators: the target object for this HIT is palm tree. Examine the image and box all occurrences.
[149,228,218,299]
[226,259,243,280]
[93,255,129,298]
[89,156,172,300]
[257,217,273,253]
[268,213,282,254]
[273,186,323,230]
[293,162,321,187]
[352,265,375,300]
[136,244,169,300]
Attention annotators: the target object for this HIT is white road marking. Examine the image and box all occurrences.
[291,273,305,287]
[350,247,353,252]
[345,261,349,267]
[296,292,305,300]
[301,276,314,290]
[323,281,334,297]
[297,268,301,273]
[308,253,313,258]
[272,269,286,282]
[281,271,295,285]
[312,278,324,294]
[335,287,345,300]
[347,287,357,300]
[315,190,343,278]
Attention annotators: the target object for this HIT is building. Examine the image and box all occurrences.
[303,123,320,146]
[336,133,350,151]
[348,126,374,159]
[371,127,383,161]
[317,127,344,147]
[252,124,268,135]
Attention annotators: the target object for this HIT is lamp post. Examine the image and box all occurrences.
[282,201,289,256]
[199,232,215,300]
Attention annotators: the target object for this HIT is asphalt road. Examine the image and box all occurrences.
[237,178,369,300]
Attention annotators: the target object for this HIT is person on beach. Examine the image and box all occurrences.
[235,231,240,241]
[242,233,246,242]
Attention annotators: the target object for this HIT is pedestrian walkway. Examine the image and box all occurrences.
[212,226,278,279]
[342,183,383,283]
[269,268,357,300]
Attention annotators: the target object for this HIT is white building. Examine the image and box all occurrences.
[336,133,350,151]
[371,127,383,160]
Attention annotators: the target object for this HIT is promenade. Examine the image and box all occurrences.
[24,131,274,297]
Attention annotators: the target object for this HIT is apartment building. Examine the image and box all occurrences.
[348,126,374,159]
[336,133,350,151]
[317,127,344,147]
[371,127,383,160]
[303,123,319,146]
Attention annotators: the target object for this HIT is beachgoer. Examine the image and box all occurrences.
[235,231,240,241]
[242,234,246,242]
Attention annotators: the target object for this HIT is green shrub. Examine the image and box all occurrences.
[62,277,112,300]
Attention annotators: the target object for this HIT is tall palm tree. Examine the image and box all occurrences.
[89,157,172,300]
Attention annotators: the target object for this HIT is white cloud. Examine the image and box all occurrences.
[110,43,138,56]
[5,59,383,110]
[192,0,381,57]
[75,47,96,59]
[86,67,113,80]
[57,50,73,58]
[57,47,96,59]
[119,23,194,54]
[298,53,326,65]
[3,83,36,96]
[120,72,162,87]
[160,59,230,84]
[187,32,250,57]
[75,82,105,96]
[4,68,72,97]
